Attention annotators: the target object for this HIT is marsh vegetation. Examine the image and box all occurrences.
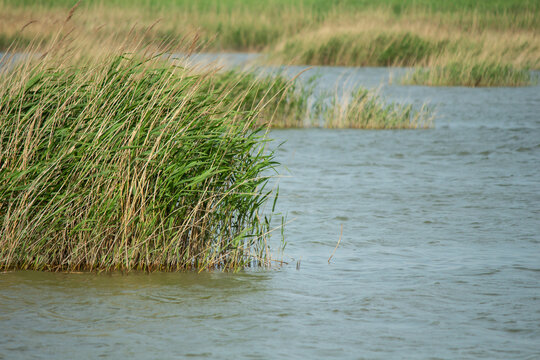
[1,0,538,86]
[401,62,537,87]
[0,33,432,273]
[1,3,539,359]
[0,44,283,271]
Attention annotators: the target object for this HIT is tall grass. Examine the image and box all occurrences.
[269,10,539,72]
[1,0,538,86]
[401,62,537,87]
[1,0,538,59]
[317,88,433,129]
[0,46,283,272]
[200,67,431,129]
[0,11,440,272]
[198,70,310,128]
[277,32,449,67]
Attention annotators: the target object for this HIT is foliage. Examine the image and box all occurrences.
[402,62,536,87]
[0,51,279,271]
[316,88,433,129]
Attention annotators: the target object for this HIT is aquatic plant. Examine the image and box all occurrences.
[199,70,311,128]
[1,0,538,73]
[317,88,433,129]
[0,34,33,50]
[401,62,537,87]
[276,32,448,67]
[0,49,281,272]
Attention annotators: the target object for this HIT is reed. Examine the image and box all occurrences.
[2,1,538,59]
[276,32,449,67]
[269,9,540,72]
[401,62,537,87]
[210,69,433,128]
[1,1,538,87]
[198,70,310,128]
[0,44,282,272]
[207,68,431,129]
[317,88,433,129]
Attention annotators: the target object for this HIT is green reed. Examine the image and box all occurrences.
[0,51,281,272]
[204,69,433,129]
[199,70,311,128]
[401,62,537,87]
[278,33,449,67]
[316,88,433,129]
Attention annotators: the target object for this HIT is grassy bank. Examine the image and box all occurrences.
[0,44,284,272]
[1,1,538,58]
[1,0,538,86]
[275,32,449,67]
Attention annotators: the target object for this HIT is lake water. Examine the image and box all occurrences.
[1,55,539,359]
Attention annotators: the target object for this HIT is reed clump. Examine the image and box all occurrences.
[317,88,433,129]
[0,48,282,272]
[199,70,310,128]
[401,61,537,87]
[196,68,433,129]
[277,32,449,67]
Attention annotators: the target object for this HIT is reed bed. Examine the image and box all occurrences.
[2,1,538,65]
[1,0,538,87]
[275,32,449,67]
[317,88,433,129]
[0,44,430,274]
[203,68,431,129]
[198,70,310,128]
[401,62,537,87]
[0,2,456,274]
[0,45,286,272]
[270,17,539,83]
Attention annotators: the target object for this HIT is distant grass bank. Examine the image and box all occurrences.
[1,0,538,86]
[275,32,450,67]
[401,62,537,87]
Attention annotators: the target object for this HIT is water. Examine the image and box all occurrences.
[1,57,540,359]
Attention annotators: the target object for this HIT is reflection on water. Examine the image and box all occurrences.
[1,55,540,359]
